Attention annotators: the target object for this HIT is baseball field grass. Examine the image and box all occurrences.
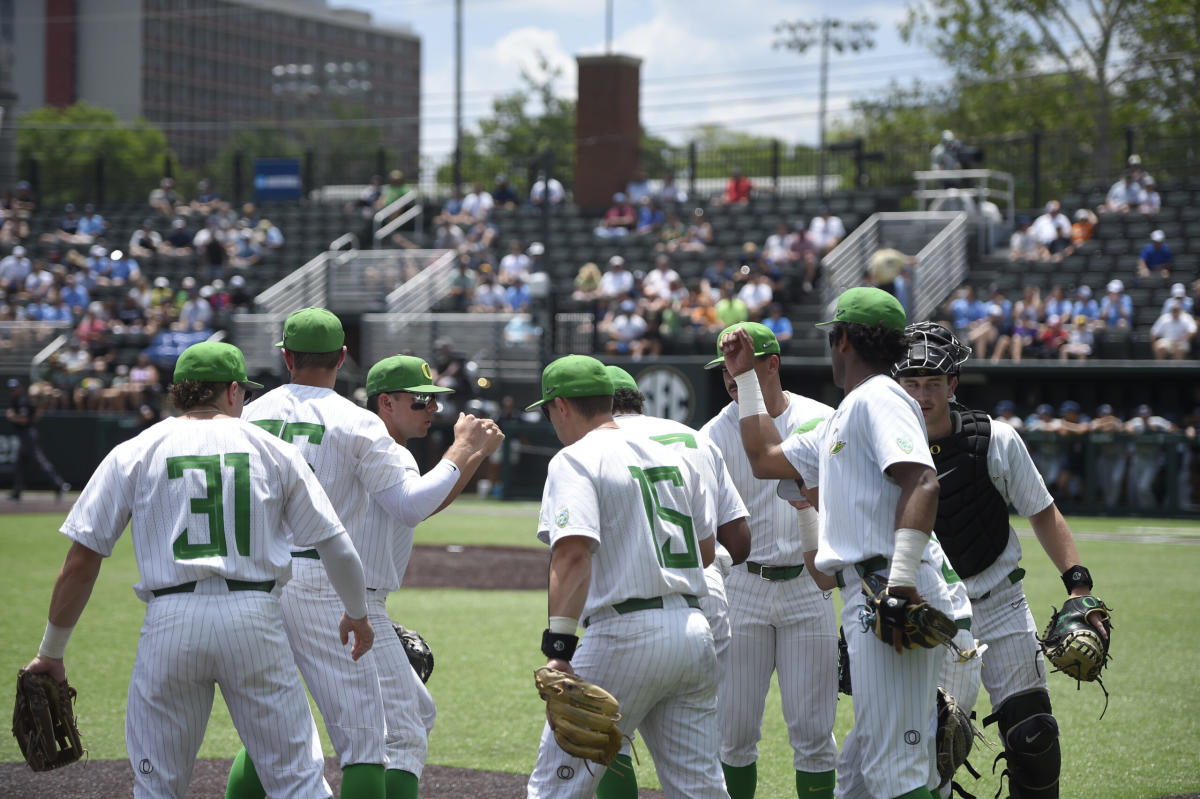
[2,501,1198,798]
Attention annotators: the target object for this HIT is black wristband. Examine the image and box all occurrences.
[541,629,579,661]
[1061,565,1093,594]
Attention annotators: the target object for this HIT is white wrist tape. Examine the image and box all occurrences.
[548,616,579,634]
[735,371,766,419]
[797,511,819,552]
[888,527,928,587]
[38,621,74,660]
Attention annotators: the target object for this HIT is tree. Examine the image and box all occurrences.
[17,103,172,206]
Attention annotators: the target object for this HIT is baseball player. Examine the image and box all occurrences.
[597,364,751,799]
[722,287,953,799]
[893,322,1107,799]
[225,308,499,799]
[24,341,373,799]
[362,354,504,798]
[525,355,729,799]
[699,322,839,799]
[6,377,70,501]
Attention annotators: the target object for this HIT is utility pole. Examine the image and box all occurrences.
[605,0,613,54]
[774,17,875,200]
[453,0,463,192]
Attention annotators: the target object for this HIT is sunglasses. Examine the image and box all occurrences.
[403,392,435,411]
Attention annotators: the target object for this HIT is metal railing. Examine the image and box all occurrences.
[913,169,1015,226]
[373,189,423,246]
[384,250,456,313]
[253,252,330,314]
[0,323,73,374]
[360,312,543,381]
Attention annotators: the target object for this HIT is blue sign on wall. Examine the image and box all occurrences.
[253,158,303,201]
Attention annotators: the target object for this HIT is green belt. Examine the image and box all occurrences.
[834,555,891,589]
[973,568,1026,601]
[152,579,275,598]
[745,561,805,581]
[584,594,700,628]
[292,549,320,559]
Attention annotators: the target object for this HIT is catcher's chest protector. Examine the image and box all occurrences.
[929,410,1009,578]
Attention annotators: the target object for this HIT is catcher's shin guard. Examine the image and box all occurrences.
[984,690,1060,799]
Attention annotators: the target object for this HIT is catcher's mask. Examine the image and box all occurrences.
[894,322,971,378]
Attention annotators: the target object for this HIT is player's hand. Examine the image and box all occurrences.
[479,420,505,457]
[884,585,923,654]
[340,613,375,661]
[1069,588,1110,641]
[542,658,574,729]
[453,413,495,451]
[787,498,813,511]
[22,655,66,684]
[719,327,756,377]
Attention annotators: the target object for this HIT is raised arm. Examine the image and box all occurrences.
[721,328,801,479]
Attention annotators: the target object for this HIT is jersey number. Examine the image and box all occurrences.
[166,454,251,560]
[629,465,699,569]
[251,420,326,469]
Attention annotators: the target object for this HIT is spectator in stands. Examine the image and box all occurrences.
[149,177,182,216]
[1070,208,1097,250]
[193,218,228,281]
[206,279,232,313]
[808,206,846,257]
[643,254,680,301]
[761,302,793,342]
[599,255,634,300]
[24,259,54,302]
[380,169,412,210]
[685,287,720,332]
[176,285,213,331]
[674,208,714,253]
[714,281,749,327]
[60,272,89,313]
[116,287,149,330]
[443,259,476,312]
[470,273,506,312]
[228,274,253,313]
[931,130,962,171]
[529,172,565,207]
[1043,284,1071,320]
[98,249,141,287]
[626,168,652,204]
[41,203,81,246]
[129,218,163,258]
[1009,216,1041,261]
[594,193,636,239]
[717,166,752,205]
[127,352,160,404]
[601,300,654,358]
[657,209,687,252]
[737,273,773,320]
[1137,229,1174,281]
[1060,315,1094,360]
[948,284,987,337]
[30,289,72,324]
[498,239,531,286]
[436,189,468,226]
[1070,284,1099,321]
[504,276,533,313]
[571,262,602,303]
[256,218,284,250]
[1037,314,1069,358]
[1104,170,1146,213]
[1150,300,1197,360]
[1031,200,1072,260]
[1163,283,1194,315]
[994,399,1024,430]
[789,221,820,293]
[229,229,264,273]
[75,203,107,244]
[701,255,736,292]
[163,218,194,255]
[1126,153,1154,187]
[635,196,664,236]
[658,171,687,204]
[434,220,466,251]
[1125,403,1176,508]
[1139,178,1161,214]
[492,174,519,208]
[0,244,31,293]
[1089,403,1127,509]
[190,178,226,217]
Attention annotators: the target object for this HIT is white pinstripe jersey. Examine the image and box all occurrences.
[537,426,714,618]
[780,374,935,574]
[357,449,422,592]
[958,417,1054,598]
[61,417,345,602]
[243,384,416,587]
[702,391,833,566]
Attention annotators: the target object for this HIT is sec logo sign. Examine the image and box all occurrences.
[636,366,695,424]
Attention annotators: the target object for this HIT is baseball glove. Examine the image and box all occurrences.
[534,667,625,767]
[1039,595,1112,685]
[861,572,960,652]
[393,624,434,684]
[936,687,985,793]
[12,669,84,772]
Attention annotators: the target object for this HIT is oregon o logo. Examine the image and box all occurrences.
[930,444,941,455]
[904,730,921,745]
[421,362,433,380]
[556,765,575,780]
[636,365,695,424]
[140,759,154,774]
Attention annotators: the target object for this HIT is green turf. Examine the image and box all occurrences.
[3,510,1199,798]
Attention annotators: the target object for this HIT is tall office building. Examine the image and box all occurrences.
[11,0,420,172]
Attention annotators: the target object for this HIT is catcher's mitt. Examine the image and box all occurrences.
[12,669,84,772]
[393,624,434,684]
[936,687,985,793]
[861,573,961,654]
[534,667,625,767]
[1039,595,1111,684]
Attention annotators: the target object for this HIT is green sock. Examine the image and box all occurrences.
[722,761,757,799]
[225,747,266,799]
[893,787,936,799]
[795,768,835,798]
[340,763,386,799]
[385,768,419,799]
[596,754,637,798]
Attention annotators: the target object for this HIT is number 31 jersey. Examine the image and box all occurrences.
[537,426,715,618]
[61,416,346,602]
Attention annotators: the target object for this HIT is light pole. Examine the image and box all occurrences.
[774,17,876,200]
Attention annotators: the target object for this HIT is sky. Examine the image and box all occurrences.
[358,0,953,167]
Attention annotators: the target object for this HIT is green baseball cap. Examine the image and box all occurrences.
[605,365,639,393]
[274,307,345,353]
[704,322,781,370]
[173,341,264,389]
[366,355,453,398]
[816,286,907,332]
[526,354,614,411]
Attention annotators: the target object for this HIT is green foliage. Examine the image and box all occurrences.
[17,103,173,206]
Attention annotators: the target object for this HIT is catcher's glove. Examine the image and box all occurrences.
[861,572,962,654]
[1039,595,1112,716]
[12,669,84,772]
[534,667,625,767]
[936,687,985,793]
[393,624,434,684]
